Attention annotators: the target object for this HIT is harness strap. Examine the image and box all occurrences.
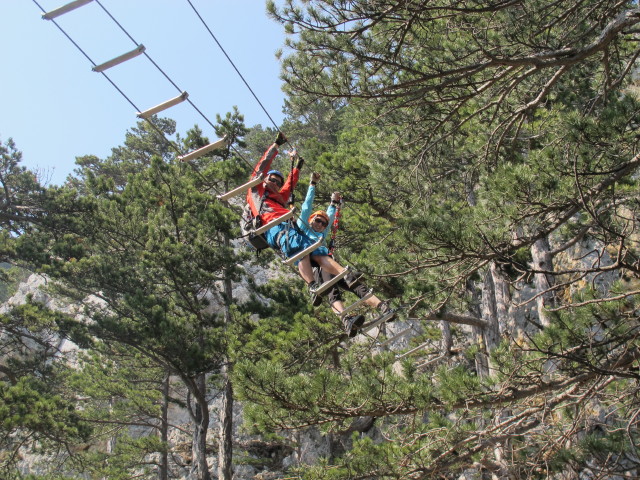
[284,219,291,252]
[288,151,296,208]
[329,199,343,255]
[258,191,268,219]
[274,219,306,253]
[275,226,288,248]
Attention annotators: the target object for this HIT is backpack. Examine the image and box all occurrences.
[240,204,270,251]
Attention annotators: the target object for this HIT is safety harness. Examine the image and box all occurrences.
[240,151,305,255]
[241,184,300,255]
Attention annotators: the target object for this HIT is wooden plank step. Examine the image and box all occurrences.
[178,136,228,162]
[92,45,146,72]
[137,91,189,119]
[360,309,396,335]
[339,290,374,321]
[395,341,429,360]
[216,176,263,201]
[308,266,350,293]
[42,0,93,20]
[282,238,324,267]
[377,326,413,347]
[254,209,295,236]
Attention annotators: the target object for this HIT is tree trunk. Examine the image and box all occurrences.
[480,265,503,375]
[465,182,493,376]
[191,374,211,480]
[490,264,515,478]
[440,320,452,354]
[158,371,170,480]
[531,237,555,328]
[467,277,490,378]
[218,232,234,480]
[218,368,233,480]
[490,263,512,334]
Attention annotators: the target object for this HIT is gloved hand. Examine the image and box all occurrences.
[331,191,342,203]
[296,155,305,170]
[275,132,287,146]
[310,172,321,184]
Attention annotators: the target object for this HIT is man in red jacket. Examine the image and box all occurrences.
[246,132,300,226]
[246,133,356,301]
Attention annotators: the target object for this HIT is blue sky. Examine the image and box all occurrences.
[1,1,287,186]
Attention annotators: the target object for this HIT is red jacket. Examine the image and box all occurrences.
[246,143,300,225]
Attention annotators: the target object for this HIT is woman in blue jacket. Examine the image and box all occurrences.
[296,172,337,251]
[299,172,394,336]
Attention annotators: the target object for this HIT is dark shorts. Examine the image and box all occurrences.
[311,260,368,305]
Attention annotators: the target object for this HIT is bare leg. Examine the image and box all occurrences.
[319,269,345,314]
[297,256,315,284]
[314,258,384,309]
[365,295,382,308]
[311,255,346,276]
[332,302,345,314]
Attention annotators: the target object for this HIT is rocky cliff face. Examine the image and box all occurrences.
[0,273,78,362]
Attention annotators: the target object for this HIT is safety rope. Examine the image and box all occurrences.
[181,0,311,190]
[287,151,297,208]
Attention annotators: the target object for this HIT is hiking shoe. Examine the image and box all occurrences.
[344,314,365,338]
[377,301,397,322]
[344,269,364,288]
[308,282,320,300]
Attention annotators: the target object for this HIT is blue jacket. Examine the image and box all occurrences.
[296,184,336,245]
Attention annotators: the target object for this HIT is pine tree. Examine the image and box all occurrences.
[59,339,183,479]
[0,302,92,478]
[230,1,640,478]
[10,112,256,479]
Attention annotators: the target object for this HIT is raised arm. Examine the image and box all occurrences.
[250,132,287,179]
[279,149,305,201]
[299,172,320,224]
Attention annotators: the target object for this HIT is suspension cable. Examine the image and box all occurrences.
[31,0,188,161]
[32,0,255,176]
[181,0,299,178]
[184,0,281,132]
